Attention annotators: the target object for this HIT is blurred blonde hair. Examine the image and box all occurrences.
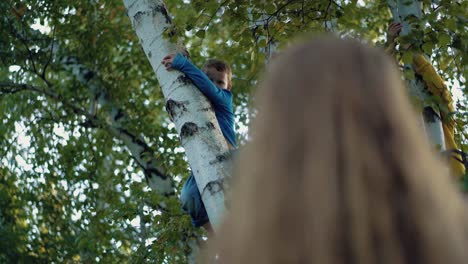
[205,36,468,264]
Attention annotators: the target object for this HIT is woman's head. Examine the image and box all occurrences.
[209,36,468,264]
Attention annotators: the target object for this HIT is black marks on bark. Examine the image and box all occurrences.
[209,153,228,165]
[134,137,146,147]
[177,75,192,85]
[118,128,149,154]
[199,105,214,112]
[148,51,152,58]
[134,4,171,25]
[120,128,146,147]
[167,27,177,37]
[205,122,215,130]
[203,178,225,196]
[133,11,144,24]
[165,100,177,118]
[209,149,237,165]
[118,127,175,195]
[179,121,221,141]
[180,122,199,138]
[165,99,188,120]
[422,107,440,123]
[163,26,178,38]
[119,128,134,140]
[144,168,175,197]
[146,166,169,180]
[152,3,172,24]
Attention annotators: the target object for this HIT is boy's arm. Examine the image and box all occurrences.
[168,53,231,108]
[384,22,402,55]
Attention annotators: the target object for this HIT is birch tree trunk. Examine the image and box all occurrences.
[123,0,231,230]
[387,0,446,150]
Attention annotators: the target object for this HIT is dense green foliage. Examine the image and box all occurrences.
[1,0,466,262]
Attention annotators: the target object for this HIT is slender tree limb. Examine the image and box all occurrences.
[41,26,56,80]
[0,81,175,196]
[202,0,229,31]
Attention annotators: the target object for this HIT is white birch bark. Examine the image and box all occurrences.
[387,0,446,150]
[123,0,231,230]
[325,18,338,33]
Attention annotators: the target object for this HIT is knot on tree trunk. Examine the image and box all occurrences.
[180,122,199,138]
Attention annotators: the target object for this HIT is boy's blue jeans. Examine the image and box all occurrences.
[180,172,209,227]
[180,149,237,227]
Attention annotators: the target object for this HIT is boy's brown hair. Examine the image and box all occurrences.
[203,59,233,87]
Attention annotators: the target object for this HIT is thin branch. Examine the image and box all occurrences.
[22,37,39,75]
[203,0,229,31]
[85,128,100,179]
[301,0,305,26]
[266,0,297,24]
[42,26,56,81]
[10,17,39,76]
[189,0,229,47]
[0,81,174,195]
[0,81,99,126]
[0,83,28,94]
[331,0,343,10]
[7,18,52,87]
[1,133,20,158]
[432,3,442,12]
[323,0,333,30]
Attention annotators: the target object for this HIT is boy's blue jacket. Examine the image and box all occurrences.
[172,53,236,147]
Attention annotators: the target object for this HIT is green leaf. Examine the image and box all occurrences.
[402,51,413,64]
[2,0,467,262]
[250,49,256,62]
[438,33,451,46]
[265,3,276,14]
[422,42,434,54]
[403,68,416,80]
[452,36,462,50]
[445,19,457,31]
[195,29,205,38]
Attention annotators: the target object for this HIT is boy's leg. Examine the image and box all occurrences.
[180,172,210,228]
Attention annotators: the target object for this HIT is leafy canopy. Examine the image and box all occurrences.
[0,0,466,262]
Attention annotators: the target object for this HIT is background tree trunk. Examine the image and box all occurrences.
[61,55,175,196]
[387,0,446,150]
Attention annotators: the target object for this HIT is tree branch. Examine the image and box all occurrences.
[0,81,175,196]
[0,81,96,120]
[202,0,229,31]
[6,17,52,87]
[266,0,298,24]
[41,26,56,80]
[323,0,333,30]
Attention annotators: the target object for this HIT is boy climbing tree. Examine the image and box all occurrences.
[386,22,466,178]
[161,53,236,235]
